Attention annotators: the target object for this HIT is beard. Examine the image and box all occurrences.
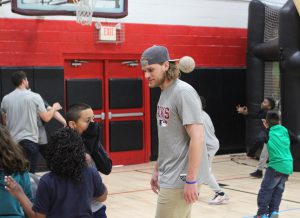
[149,69,167,88]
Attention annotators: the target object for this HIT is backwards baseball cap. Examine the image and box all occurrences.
[140,45,178,67]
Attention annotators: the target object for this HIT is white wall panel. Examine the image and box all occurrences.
[0,0,288,28]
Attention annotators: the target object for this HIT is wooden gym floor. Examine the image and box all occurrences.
[98,154,300,218]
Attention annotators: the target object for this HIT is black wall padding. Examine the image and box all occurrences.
[33,67,65,136]
[279,0,300,72]
[109,120,143,152]
[195,69,246,154]
[279,0,300,171]
[150,68,246,160]
[109,78,142,109]
[0,67,34,101]
[150,88,160,160]
[33,67,65,171]
[246,0,267,152]
[66,78,102,109]
[247,0,265,52]
[33,67,64,108]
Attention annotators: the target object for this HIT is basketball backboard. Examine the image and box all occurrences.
[11,0,128,18]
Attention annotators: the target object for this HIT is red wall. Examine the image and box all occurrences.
[0,18,247,67]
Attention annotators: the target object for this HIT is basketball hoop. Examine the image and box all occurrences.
[73,0,96,25]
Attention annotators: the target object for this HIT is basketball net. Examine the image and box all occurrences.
[73,0,96,25]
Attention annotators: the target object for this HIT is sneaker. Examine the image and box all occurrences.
[208,192,229,205]
[254,214,268,218]
[269,211,279,218]
[250,170,263,178]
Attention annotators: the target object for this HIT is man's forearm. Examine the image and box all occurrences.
[40,107,56,123]
[186,141,203,181]
[186,125,204,181]
[53,111,66,126]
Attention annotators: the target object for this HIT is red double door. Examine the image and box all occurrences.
[64,56,150,165]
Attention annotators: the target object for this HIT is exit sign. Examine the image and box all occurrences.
[99,25,117,41]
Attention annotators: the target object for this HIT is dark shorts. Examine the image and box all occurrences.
[93,205,107,218]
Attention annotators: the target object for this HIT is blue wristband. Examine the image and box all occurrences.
[185,180,197,184]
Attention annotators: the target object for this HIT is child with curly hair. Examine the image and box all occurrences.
[0,125,33,217]
[5,127,107,218]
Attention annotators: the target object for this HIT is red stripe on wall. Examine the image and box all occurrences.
[0,18,247,67]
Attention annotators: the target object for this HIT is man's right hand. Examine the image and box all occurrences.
[150,170,159,194]
[52,102,62,111]
[236,105,247,114]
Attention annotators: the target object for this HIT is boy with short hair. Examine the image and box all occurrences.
[236,97,276,178]
[66,103,112,218]
[255,111,298,218]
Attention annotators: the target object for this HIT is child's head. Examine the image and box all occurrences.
[261,97,275,110]
[45,127,86,182]
[0,125,29,174]
[266,111,280,128]
[66,103,94,135]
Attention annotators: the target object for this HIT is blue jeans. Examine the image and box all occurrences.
[19,139,39,174]
[257,167,289,215]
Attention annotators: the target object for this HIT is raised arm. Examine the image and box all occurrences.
[5,176,46,218]
[46,105,66,126]
[236,105,248,115]
[39,103,62,123]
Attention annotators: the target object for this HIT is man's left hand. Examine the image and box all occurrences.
[184,183,199,203]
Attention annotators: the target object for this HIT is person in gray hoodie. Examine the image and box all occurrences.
[200,96,229,205]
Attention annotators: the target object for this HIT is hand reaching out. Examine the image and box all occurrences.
[236,105,248,115]
[262,119,269,129]
[4,176,24,199]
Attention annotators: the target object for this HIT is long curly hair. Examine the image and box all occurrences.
[165,62,181,81]
[0,125,29,174]
[45,127,86,182]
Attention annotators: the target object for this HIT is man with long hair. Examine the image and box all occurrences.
[141,45,206,218]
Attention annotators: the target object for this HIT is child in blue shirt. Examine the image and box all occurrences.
[5,127,107,218]
[0,125,33,218]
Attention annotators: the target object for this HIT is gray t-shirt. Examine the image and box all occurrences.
[37,117,48,145]
[202,111,220,154]
[1,89,47,143]
[157,79,209,188]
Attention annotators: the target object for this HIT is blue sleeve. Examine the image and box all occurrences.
[92,168,106,198]
[32,177,50,215]
[19,172,33,203]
